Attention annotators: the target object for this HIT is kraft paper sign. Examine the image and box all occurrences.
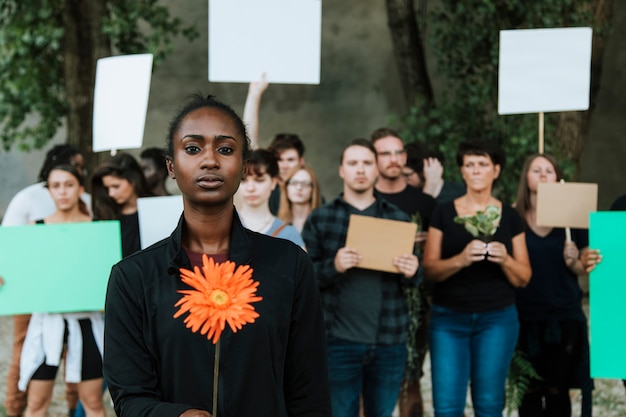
[498,27,592,115]
[138,195,183,249]
[208,0,322,84]
[93,53,153,152]
[345,215,417,273]
[0,221,122,315]
[589,212,626,378]
[536,182,597,229]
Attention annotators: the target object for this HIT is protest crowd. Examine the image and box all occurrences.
[0,78,622,417]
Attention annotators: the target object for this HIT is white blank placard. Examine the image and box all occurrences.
[138,195,183,249]
[208,0,321,84]
[93,54,153,152]
[498,27,592,115]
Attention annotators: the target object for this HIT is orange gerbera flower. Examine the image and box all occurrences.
[173,254,262,344]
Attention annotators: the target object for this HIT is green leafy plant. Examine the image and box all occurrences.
[505,348,543,416]
[453,205,500,239]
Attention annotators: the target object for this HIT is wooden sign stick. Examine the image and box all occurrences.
[538,112,545,154]
[560,178,572,241]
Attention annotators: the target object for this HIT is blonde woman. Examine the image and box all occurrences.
[277,165,322,233]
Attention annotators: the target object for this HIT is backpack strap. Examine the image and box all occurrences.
[271,223,288,237]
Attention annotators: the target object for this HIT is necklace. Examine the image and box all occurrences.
[247,215,274,233]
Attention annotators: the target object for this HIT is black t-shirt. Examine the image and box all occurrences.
[120,212,141,258]
[610,194,626,211]
[516,227,587,321]
[375,186,436,230]
[429,202,525,313]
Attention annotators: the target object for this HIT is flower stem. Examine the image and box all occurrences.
[213,339,220,417]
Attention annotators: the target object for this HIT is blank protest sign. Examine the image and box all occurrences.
[498,27,592,115]
[0,221,121,315]
[589,212,626,378]
[138,195,183,249]
[93,54,153,152]
[208,0,322,84]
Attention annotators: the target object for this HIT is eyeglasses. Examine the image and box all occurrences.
[377,150,406,158]
[287,180,313,189]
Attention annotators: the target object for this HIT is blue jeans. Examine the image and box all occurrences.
[326,337,406,417]
[429,304,519,417]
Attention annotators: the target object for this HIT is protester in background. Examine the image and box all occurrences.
[277,164,322,233]
[513,153,592,417]
[370,128,435,417]
[302,138,419,417]
[241,76,308,214]
[2,144,88,417]
[140,147,170,196]
[18,164,105,417]
[91,152,151,258]
[423,139,531,417]
[236,149,305,248]
[404,142,465,204]
[103,93,331,417]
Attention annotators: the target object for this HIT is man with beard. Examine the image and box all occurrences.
[370,128,436,417]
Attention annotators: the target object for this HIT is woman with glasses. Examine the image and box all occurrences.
[236,149,305,248]
[278,165,322,233]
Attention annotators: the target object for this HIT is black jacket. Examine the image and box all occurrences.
[103,211,331,417]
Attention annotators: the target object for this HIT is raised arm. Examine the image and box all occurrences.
[242,73,268,150]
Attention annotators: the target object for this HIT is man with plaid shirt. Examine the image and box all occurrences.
[302,138,419,417]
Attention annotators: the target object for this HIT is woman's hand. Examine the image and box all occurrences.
[563,240,580,268]
[458,239,488,267]
[581,248,602,272]
[180,410,211,417]
[0,276,4,287]
[393,254,419,278]
[486,241,509,264]
[334,247,362,273]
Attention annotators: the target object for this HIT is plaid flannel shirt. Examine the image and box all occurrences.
[302,194,418,345]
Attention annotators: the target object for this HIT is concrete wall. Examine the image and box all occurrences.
[2,0,625,216]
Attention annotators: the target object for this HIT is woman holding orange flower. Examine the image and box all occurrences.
[103,94,331,417]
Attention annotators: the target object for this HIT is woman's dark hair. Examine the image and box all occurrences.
[91,152,152,220]
[456,138,506,171]
[38,144,81,182]
[514,153,563,220]
[45,164,89,216]
[166,94,251,161]
[246,149,279,178]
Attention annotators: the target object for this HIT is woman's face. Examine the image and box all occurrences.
[286,169,313,205]
[460,154,500,192]
[239,167,277,208]
[48,169,83,211]
[102,175,136,207]
[167,107,245,207]
[526,156,557,193]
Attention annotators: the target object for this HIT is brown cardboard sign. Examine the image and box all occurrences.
[536,182,598,229]
[345,214,417,273]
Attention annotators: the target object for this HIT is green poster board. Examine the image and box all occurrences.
[589,212,626,378]
[0,221,122,315]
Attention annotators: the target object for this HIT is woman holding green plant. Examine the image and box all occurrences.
[422,139,531,417]
[514,154,592,417]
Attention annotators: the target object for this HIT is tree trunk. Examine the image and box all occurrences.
[385,0,434,109]
[61,0,111,180]
[557,0,614,176]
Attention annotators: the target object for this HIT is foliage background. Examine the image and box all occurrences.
[391,0,606,203]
